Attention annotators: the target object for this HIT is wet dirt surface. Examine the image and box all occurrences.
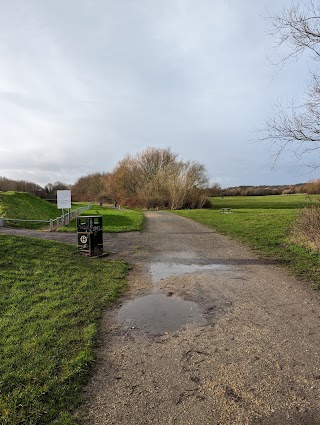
[2,213,320,424]
[149,261,232,281]
[82,212,320,425]
[117,293,205,335]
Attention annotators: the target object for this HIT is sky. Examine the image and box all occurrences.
[0,0,317,188]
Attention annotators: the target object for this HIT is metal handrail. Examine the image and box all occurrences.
[0,204,92,231]
[1,218,49,223]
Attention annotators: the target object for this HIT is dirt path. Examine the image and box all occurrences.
[0,226,142,257]
[2,213,320,424]
[81,211,320,425]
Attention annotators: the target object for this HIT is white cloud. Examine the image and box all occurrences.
[0,0,316,187]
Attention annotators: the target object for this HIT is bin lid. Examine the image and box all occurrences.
[78,215,102,218]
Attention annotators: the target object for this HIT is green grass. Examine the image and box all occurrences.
[0,192,60,229]
[0,193,143,232]
[209,194,319,209]
[59,205,144,233]
[174,194,320,288]
[0,235,129,424]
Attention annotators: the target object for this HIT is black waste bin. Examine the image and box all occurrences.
[77,216,103,256]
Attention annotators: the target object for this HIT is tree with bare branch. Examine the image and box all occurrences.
[263,1,320,167]
[109,147,209,209]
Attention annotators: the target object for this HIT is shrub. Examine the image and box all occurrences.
[304,179,320,194]
[291,206,320,251]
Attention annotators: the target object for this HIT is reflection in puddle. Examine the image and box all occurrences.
[150,262,230,282]
[117,294,204,335]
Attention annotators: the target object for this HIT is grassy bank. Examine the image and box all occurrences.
[0,192,144,232]
[0,192,59,229]
[59,205,144,233]
[174,194,320,288]
[0,235,128,424]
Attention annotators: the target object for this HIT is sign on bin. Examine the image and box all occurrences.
[79,235,88,244]
[77,216,103,256]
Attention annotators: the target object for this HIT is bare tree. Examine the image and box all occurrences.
[0,177,44,196]
[263,1,320,167]
[72,173,109,202]
[71,147,210,208]
[133,147,176,205]
[109,147,209,209]
[109,156,140,202]
[165,156,209,209]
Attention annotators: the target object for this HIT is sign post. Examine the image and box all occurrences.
[57,190,71,225]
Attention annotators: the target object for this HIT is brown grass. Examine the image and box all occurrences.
[291,206,320,251]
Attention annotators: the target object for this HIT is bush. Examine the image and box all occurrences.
[304,179,320,194]
[291,206,320,251]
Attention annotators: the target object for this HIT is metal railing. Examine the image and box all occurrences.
[0,204,91,231]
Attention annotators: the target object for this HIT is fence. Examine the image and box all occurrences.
[0,204,91,231]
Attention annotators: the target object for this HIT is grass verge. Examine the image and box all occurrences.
[0,235,129,424]
[0,192,91,230]
[59,205,144,233]
[0,192,59,229]
[174,206,320,288]
[209,194,319,209]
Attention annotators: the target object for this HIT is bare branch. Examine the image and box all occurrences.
[262,1,320,168]
[267,1,320,62]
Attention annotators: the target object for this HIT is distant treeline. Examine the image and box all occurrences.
[71,147,210,209]
[2,165,320,208]
[0,177,70,199]
[220,181,320,196]
[0,148,212,209]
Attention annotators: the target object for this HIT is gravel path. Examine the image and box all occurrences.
[2,213,320,424]
[84,212,320,425]
[0,226,142,256]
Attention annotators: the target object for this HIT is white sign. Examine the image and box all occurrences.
[57,190,71,209]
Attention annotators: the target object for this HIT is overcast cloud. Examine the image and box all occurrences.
[0,0,316,187]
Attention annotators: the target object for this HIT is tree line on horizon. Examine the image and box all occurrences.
[2,147,320,207]
[0,148,213,209]
[71,147,211,209]
[2,172,320,207]
[220,182,317,197]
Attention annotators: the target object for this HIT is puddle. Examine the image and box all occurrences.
[150,262,230,282]
[117,294,204,335]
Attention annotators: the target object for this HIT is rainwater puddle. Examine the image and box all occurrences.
[150,262,230,282]
[117,294,204,335]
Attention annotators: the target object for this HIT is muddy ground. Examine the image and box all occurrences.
[84,212,320,425]
[2,212,320,424]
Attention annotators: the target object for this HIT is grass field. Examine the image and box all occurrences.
[59,205,144,233]
[209,194,319,209]
[0,195,139,423]
[174,194,320,288]
[0,192,59,229]
[0,235,128,424]
[0,192,144,232]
